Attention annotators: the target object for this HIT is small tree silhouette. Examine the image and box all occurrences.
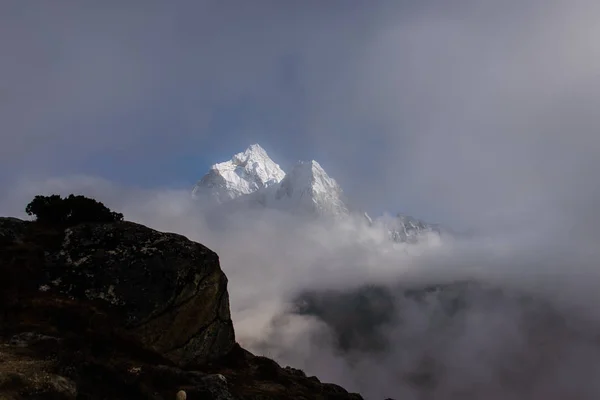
[25,194,123,226]
[25,194,69,225]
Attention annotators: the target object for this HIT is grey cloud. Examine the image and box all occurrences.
[0,1,384,169]
[4,1,599,235]
[295,0,600,232]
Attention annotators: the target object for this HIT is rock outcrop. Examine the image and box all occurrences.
[1,217,235,368]
[0,217,364,399]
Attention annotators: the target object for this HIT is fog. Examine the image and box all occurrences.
[3,1,600,398]
[3,176,600,399]
[3,1,600,231]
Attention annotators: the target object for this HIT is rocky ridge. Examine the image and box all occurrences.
[371,213,443,244]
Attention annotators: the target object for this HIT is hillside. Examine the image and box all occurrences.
[0,217,364,400]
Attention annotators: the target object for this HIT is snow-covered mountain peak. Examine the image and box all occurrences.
[191,144,442,242]
[192,144,285,203]
[273,160,349,216]
[277,160,336,196]
[230,144,270,167]
[224,144,285,186]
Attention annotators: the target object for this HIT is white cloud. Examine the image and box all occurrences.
[5,175,600,399]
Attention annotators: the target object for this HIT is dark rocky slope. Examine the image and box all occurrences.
[0,217,363,400]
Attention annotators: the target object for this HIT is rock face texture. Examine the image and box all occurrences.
[1,217,235,367]
[54,221,235,367]
[0,217,364,400]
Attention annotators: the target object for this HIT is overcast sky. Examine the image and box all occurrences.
[4,3,600,398]
[2,0,600,233]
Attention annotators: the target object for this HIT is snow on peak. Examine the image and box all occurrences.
[192,144,285,203]
[228,144,284,185]
[273,160,349,216]
[373,213,441,244]
[191,144,442,243]
[276,161,336,197]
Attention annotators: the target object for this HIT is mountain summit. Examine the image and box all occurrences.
[191,144,440,242]
[192,144,285,203]
[193,145,349,217]
[272,160,348,216]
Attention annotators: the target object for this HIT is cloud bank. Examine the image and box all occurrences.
[4,175,600,399]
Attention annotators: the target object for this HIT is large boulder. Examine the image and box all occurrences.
[0,217,235,367]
